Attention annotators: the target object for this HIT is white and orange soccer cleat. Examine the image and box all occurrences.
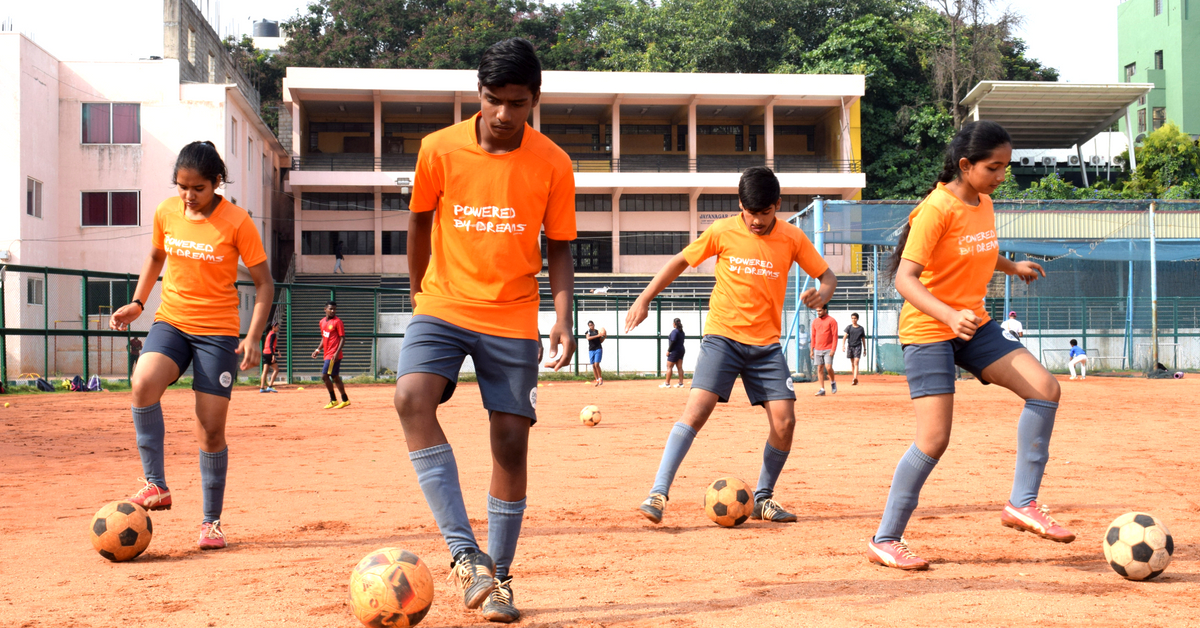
[867,538,930,570]
[1002,501,1076,543]
[129,478,172,511]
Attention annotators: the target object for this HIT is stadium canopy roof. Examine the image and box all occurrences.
[960,81,1154,149]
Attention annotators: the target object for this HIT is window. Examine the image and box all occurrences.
[232,119,238,155]
[247,138,253,170]
[208,52,215,82]
[620,232,690,256]
[82,191,139,226]
[382,193,409,211]
[26,178,42,218]
[1140,94,1147,106]
[576,194,612,212]
[1153,107,1166,130]
[301,231,374,255]
[1155,50,1164,70]
[824,243,844,256]
[301,193,375,211]
[1154,0,1162,15]
[82,103,140,144]
[187,28,196,65]
[262,155,269,185]
[541,232,612,273]
[27,277,44,306]
[382,231,408,255]
[619,194,688,212]
[698,194,740,212]
[1124,63,1137,82]
[1138,108,1147,133]
[752,125,818,152]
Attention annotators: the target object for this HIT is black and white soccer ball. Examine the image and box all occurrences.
[1103,512,1174,580]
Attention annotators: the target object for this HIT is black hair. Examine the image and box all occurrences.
[1069,339,1078,346]
[737,166,781,212]
[478,38,541,94]
[673,318,683,331]
[886,121,1011,279]
[173,141,230,186]
[851,312,859,318]
[326,300,337,307]
[587,320,594,326]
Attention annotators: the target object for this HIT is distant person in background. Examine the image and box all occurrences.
[1000,311,1024,341]
[128,337,143,369]
[842,313,867,385]
[333,240,345,274]
[586,320,607,386]
[1067,339,1087,380]
[259,321,280,393]
[810,305,838,395]
[661,318,686,388]
[311,301,349,408]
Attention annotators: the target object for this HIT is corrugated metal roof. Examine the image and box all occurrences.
[960,81,1153,149]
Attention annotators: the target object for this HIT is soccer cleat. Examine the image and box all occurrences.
[752,498,798,522]
[659,383,671,388]
[198,520,227,550]
[1069,376,1077,380]
[336,400,351,409]
[481,577,521,623]
[638,493,668,524]
[449,551,496,609]
[323,401,338,409]
[259,389,269,393]
[674,383,684,388]
[867,538,929,570]
[266,387,278,393]
[815,388,826,396]
[852,378,859,386]
[129,478,172,511]
[1001,501,1076,543]
[831,382,838,394]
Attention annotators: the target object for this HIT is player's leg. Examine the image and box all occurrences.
[851,355,860,384]
[662,360,674,387]
[332,360,349,406]
[259,360,269,391]
[189,333,239,550]
[815,361,827,393]
[321,360,338,408]
[1068,356,1078,379]
[1080,356,1087,378]
[740,343,799,522]
[267,362,279,390]
[826,352,837,392]
[128,323,188,510]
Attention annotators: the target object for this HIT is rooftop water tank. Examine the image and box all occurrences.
[253,20,279,37]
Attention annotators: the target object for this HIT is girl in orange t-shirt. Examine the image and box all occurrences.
[866,121,1073,571]
[109,141,274,551]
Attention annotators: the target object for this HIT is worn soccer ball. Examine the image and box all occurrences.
[1103,512,1174,580]
[704,477,753,527]
[580,405,601,426]
[90,501,153,562]
[349,547,434,628]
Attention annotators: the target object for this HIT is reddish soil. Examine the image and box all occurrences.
[1,375,1197,627]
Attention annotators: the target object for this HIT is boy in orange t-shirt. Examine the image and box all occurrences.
[624,167,836,526]
[391,38,576,623]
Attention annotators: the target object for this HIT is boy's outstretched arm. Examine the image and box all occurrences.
[800,268,838,309]
[544,238,576,370]
[624,253,690,332]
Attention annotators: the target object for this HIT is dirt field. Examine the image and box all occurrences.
[1,375,1197,627]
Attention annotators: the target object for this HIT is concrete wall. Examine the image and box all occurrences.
[162,0,259,110]
[1118,0,1200,135]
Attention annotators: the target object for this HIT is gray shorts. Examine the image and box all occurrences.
[692,335,795,406]
[813,349,834,366]
[397,315,540,422]
[846,345,863,359]
[903,320,1024,399]
[142,321,239,399]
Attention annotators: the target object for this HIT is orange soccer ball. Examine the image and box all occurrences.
[349,547,435,627]
[704,477,753,527]
[90,501,153,562]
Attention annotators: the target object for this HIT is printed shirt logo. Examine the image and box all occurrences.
[219,371,232,387]
[164,235,225,263]
[452,204,527,234]
[725,256,781,279]
[529,387,538,409]
[785,377,795,392]
[957,229,998,256]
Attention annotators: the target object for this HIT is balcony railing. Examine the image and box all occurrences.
[294,154,862,174]
[292,154,420,171]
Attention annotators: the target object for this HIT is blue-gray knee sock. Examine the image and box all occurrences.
[874,443,939,543]
[1010,399,1058,508]
[132,404,167,490]
[199,448,228,523]
[754,443,790,502]
[650,422,698,498]
[487,494,526,580]
[409,444,479,558]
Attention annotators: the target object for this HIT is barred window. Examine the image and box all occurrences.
[1153,107,1166,130]
[619,194,688,212]
[27,277,44,306]
[382,231,408,255]
[82,191,139,226]
[301,193,375,211]
[383,122,447,134]
[576,194,612,212]
[698,194,739,212]
[301,231,375,255]
[382,193,408,211]
[620,231,690,256]
[751,125,817,152]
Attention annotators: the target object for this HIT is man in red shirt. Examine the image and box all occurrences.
[259,321,279,393]
[311,301,349,409]
[810,305,838,396]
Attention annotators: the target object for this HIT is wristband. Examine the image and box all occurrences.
[132,299,144,311]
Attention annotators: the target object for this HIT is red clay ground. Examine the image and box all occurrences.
[1,375,1197,627]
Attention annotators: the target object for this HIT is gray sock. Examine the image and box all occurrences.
[409,444,479,558]
[132,404,167,490]
[754,443,790,502]
[487,494,526,580]
[199,448,228,523]
[650,422,698,498]
[874,443,939,543]
[1010,399,1058,508]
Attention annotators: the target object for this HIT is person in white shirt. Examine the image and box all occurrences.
[1000,311,1024,342]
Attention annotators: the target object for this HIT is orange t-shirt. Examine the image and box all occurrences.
[898,183,999,344]
[152,196,267,336]
[810,315,838,351]
[409,114,576,340]
[683,216,829,346]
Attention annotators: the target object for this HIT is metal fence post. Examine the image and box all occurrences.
[573,295,580,376]
[1082,296,1089,354]
[655,297,662,377]
[123,275,132,381]
[872,246,880,374]
[372,288,379,378]
[81,271,89,380]
[1150,201,1159,372]
[0,268,7,385]
[285,284,294,384]
[614,296,620,377]
[44,269,51,379]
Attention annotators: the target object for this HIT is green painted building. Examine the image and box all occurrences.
[1117,0,1200,137]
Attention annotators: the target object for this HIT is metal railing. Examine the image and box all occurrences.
[292,154,862,174]
[291,155,420,171]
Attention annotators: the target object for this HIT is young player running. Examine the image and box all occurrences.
[311,301,349,409]
[109,141,274,549]
[259,321,279,393]
[628,167,836,525]
[866,121,1072,571]
[391,38,576,624]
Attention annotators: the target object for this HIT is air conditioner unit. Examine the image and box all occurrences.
[1041,156,1056,167]
[1088,155,1104,166]
[1020,156,1034,166]
[1068,155,1081,166]
[1113,155,1126,166]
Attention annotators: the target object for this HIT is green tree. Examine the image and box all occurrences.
[225,35,285,132]
[1124,123,1200,199]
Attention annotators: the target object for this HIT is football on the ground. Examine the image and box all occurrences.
[1103,512,1174,580]
[90,500,152,562]
[580,405,601,426]
[349,547,434,628]
[704,477,753,527]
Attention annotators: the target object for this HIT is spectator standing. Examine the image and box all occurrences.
[810,306,838,395]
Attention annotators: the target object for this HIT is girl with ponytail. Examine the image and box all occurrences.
[867,121,1073,570]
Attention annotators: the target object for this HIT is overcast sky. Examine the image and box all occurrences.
[8,0,1121,83]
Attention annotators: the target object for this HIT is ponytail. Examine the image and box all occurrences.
[886,120,1011,279]
[673,318,683,332]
